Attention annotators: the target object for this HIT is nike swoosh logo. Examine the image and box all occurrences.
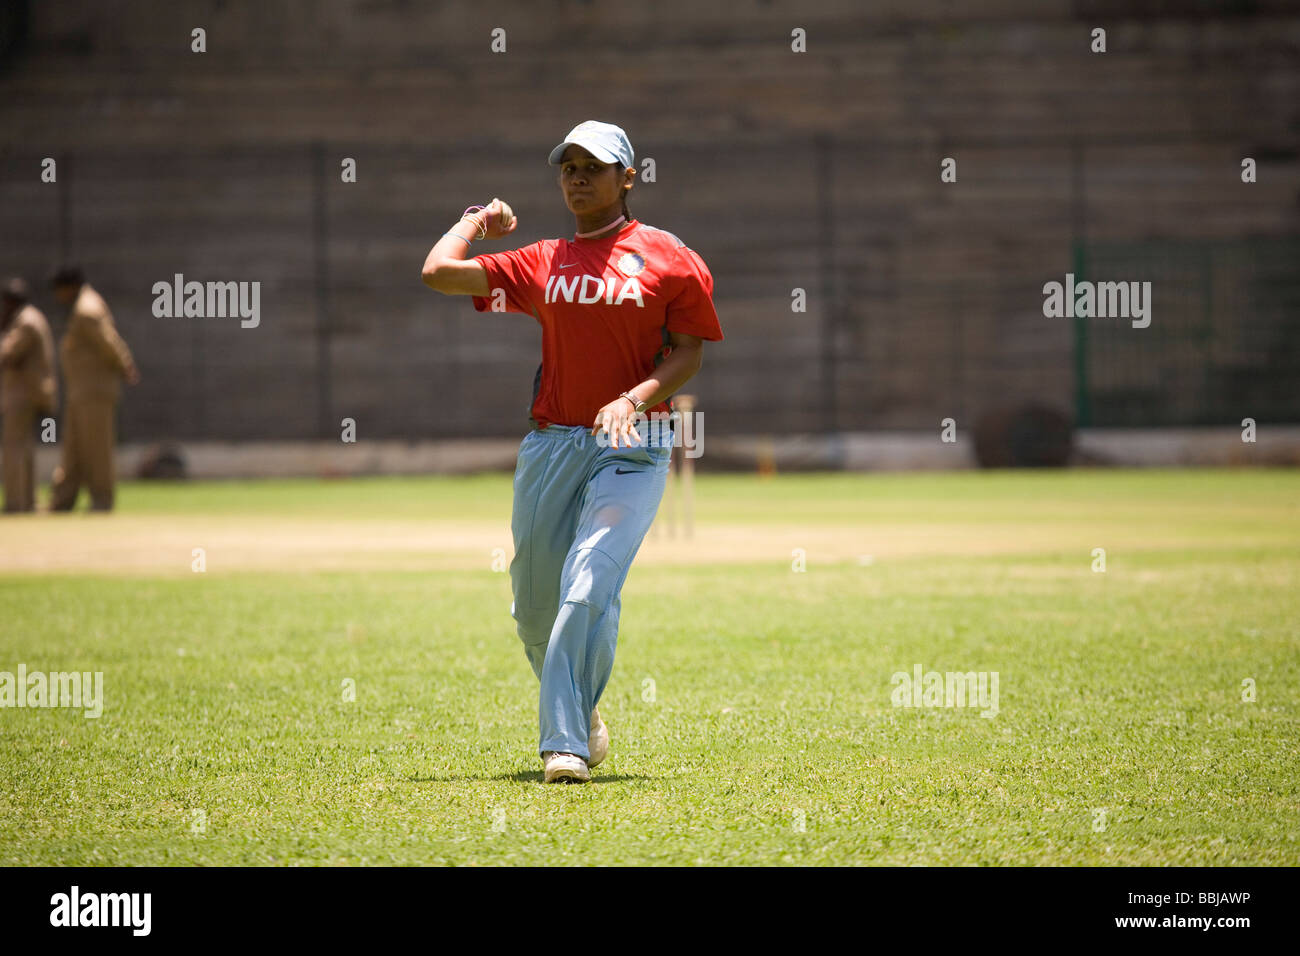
[559,263,577,269]
[614,468,639,475]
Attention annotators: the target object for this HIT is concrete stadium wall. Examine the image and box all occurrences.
[1,0,1297,442]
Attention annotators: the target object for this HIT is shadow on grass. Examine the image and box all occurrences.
[408,770,653,784]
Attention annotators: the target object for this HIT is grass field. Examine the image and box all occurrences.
[0,468,1297,865]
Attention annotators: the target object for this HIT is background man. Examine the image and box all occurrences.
[0,278,58,513]
[48,266,140,512]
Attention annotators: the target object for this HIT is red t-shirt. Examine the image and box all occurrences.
[471,219,724,428]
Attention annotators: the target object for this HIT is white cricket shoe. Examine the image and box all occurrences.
[588,706,609,767]
[543,751,591,784]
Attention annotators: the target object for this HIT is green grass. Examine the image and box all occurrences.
[1,468,1297,865]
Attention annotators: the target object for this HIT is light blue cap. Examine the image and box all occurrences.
[548,120,635,170]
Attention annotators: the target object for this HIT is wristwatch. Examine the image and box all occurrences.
[620,391,649,414]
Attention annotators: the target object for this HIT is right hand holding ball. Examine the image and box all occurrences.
[485,198,516,239]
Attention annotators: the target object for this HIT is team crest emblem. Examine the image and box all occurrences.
[616,252,646,277]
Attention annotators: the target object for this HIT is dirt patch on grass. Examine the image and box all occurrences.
[0,512,1104,575]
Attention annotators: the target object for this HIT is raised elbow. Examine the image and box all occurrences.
[422,262,453,294]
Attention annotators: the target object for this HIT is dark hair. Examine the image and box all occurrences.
[2,277,31,303]
[50,265,85,289]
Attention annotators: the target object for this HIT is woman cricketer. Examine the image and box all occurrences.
[421,121,724,782]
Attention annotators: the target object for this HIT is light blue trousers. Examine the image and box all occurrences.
[509,420,673,759]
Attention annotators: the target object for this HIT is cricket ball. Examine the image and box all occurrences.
[494,198,514,231]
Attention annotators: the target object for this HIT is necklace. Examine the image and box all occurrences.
[575,215,626,239]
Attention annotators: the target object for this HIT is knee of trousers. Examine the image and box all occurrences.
[560,547,622,612]
[511,600,556,649]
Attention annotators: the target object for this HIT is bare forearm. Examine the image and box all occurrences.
[421,219,478,275]
[421,204,509,296]
[627,344,703,409]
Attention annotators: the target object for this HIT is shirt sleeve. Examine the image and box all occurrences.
[665,245,724,342]
[471,240,551,316]
[76,311,136,376]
